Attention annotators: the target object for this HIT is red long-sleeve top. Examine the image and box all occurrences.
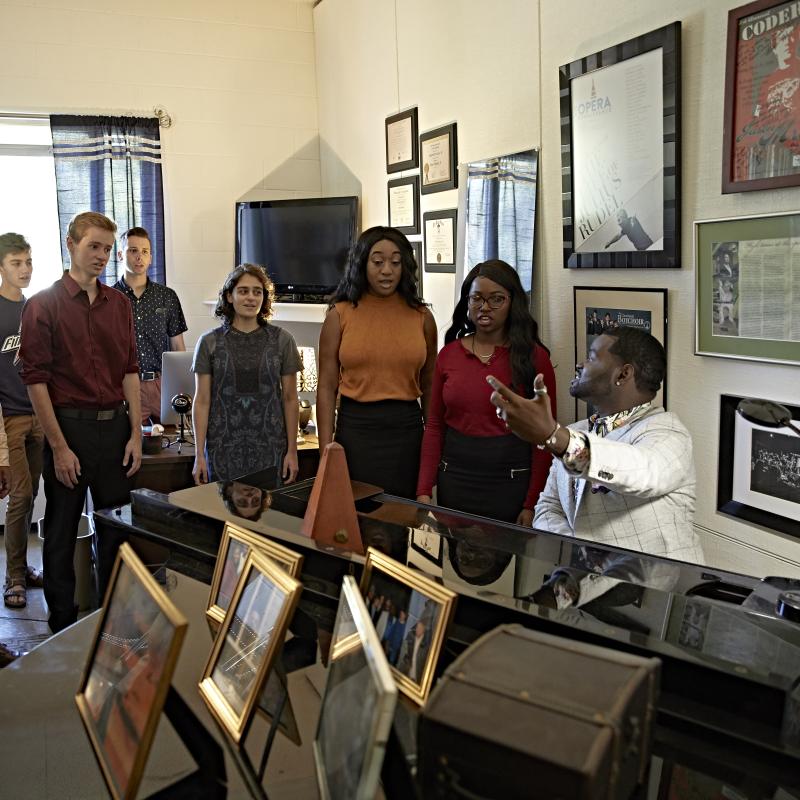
[416,339,557,510]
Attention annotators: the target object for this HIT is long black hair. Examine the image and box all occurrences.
[327,226,426,309]
[445,259,548,397]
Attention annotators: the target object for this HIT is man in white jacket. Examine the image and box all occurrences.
[488,327,703,564]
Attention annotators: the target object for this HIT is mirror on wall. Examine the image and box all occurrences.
[463,148,539,298]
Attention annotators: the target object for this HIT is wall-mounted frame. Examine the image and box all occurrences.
[75,543,188,800]
[420,123,458,194]
[385,107,418,173]
[573,286,668,419]
[387,175,420,234]
[694,212,800,365]
[360,548,456,705]
[423,209,457,273]
[722,0,800,193]
[199,550,302,744]
[409,239,423,298]
[718,394,800,538]
[207,521,303,626]
[560,22,681,268]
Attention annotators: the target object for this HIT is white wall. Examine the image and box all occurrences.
[314,0,800,577]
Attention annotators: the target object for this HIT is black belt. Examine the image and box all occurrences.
[140,371,160,382]
[55,403,127,421]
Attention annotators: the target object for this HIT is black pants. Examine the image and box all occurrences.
[42,413,133,632]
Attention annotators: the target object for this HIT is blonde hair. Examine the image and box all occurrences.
[67,212,117,243]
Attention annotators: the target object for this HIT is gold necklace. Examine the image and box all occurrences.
[470,336,506,365]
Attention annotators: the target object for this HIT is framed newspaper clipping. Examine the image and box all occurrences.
[694,212,800,365]
[559,22,681,268]
[722,0,800,193]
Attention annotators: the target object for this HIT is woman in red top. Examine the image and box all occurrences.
[416,260,556,526]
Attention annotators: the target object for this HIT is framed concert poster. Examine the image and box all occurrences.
[387,175,420,235]
[560,22,681,268]
[694,212,800,365]
[385,107,418,173]
[75,543,188,800]
[717,394,800,538]
[573,286,668,420]
[420,123,458,194]
[722,0,800,193]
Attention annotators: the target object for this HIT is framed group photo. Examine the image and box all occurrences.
[387,175,420,234]
[560,22,681,268]
[420,122,457,194]
[694,212,800,365]
[722,0,800,193]
[385,107,418,173]
[717,394,800,538]
[423,208,457,273]
[360,548,457,705]
[199,550,302,743]
[573,286,668,419]
[75,543,188,800]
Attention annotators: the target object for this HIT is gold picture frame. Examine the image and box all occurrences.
[359,548,456,705]
[206,521,304,626]
[199,550,302,744]
[75,543,188,800]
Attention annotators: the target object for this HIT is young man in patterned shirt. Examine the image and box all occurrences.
[114,227,187,425]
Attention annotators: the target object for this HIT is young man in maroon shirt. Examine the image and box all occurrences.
[19,212,142,633]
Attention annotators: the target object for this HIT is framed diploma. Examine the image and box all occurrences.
[423,209,457,273]
[420,123,458,194]
[560,23,681,268]
[385,107,418,173]
[410,239,423,297]
[722,0,800,193]
[387,175,420,234]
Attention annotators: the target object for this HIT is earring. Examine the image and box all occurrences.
[615,380,621,386]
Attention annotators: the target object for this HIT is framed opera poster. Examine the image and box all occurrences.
[723,0,800,193]
[560,23,681,268]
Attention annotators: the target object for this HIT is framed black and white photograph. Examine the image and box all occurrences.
[717,394,800,538]
[387,175,420,234]
[420,123,457,194]
[560,22,681,268]
[423,209,457,273]
[313,576,397,800]
[385,107,418,173]
[573,286,668,419]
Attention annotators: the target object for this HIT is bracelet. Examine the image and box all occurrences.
[536,422,561,451]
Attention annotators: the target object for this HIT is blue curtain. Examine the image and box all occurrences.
[50,115,166,285]
[465,150,538,294]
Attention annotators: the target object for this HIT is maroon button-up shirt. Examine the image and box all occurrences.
[19,273,139,409]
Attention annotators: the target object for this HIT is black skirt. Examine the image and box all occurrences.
[437,427,531,523]
[334,396,423,499]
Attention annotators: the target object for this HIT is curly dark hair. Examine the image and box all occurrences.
[605,326,666,394]
[445,260,549,397]
[327,226,426,309]
[215,263,275,326]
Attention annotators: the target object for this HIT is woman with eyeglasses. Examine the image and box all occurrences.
[416,260,556,525]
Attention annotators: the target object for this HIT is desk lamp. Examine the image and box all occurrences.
[297,347,318,444]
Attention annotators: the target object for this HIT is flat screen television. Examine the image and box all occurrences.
[235,196,359,299]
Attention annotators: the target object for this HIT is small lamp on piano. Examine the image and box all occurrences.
[297,347,318,443]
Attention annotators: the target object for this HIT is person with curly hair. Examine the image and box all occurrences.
[191,264,301,484]
[317,226,438,498]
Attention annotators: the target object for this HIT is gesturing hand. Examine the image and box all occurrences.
[487,373,556,446]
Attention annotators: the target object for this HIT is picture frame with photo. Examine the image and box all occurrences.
[695,213,800,365]
[722,0,800,193]
[423,209,457,274]
[360,548,457,705]
[573,286,668,419]
[75,543,188,800]
[206,521,303,626]
[419,122,458,194]
[199,550,302,744]
[313,576,397,800]
[385,107,418,173]
[560,22,681,268]
[717,394,800,538]
[387,175,420,235]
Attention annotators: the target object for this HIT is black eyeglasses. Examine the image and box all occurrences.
[467,292,509,310]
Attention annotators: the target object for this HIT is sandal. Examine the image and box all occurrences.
[25,566,43,588]
[3,584,27,609]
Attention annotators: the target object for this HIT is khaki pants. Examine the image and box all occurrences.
[3,414,44,585]
[140,376,162,425]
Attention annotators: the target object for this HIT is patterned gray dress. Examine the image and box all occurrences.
[192,323,301,482]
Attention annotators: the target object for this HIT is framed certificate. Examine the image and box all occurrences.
[420,123,458,194]
[560,23,681,268]
[387,175,420,234]
[423,209,457,273]
[385,107,418,173]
